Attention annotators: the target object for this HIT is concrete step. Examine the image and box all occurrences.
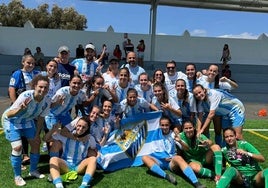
[233,93,268,103]
[232,83,268,94]
[232,73,268,83]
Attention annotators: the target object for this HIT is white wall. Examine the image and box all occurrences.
[0,25,268,65]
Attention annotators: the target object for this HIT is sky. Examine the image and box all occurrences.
[2,0,268,39]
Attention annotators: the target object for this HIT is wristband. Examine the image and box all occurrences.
[247,152,253,157]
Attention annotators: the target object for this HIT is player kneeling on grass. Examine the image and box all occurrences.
[217,127,268,188]
[176,121,223,183]
[142,116,206,188]
[44,116,97,188]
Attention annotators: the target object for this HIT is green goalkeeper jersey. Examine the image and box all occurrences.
[179,132,210,164]
[222,140,262,177]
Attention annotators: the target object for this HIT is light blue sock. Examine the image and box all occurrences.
[183,166,198,184]
[81,173,92,185]
[11,155,21,177]
[150,164,166,178]
[53,177,62,184]
[215,134,222,146]
[30,153,40,172]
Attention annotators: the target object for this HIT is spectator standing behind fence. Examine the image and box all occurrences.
[76,44,84,58]
[24,48,32,55]
[122,37,128,59]
[101,44,109,65]
[113,44,122,60]
[220,44,231,70]
[137,39,145,67]
[33,47,45,71]
[125,39,134,55]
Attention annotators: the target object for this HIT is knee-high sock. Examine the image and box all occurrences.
[216,167,237,188]
[53,177,62,185]
[11,155,21,177]
[183,166,198,184]
[30,153,40,172]
[262,168,268,188]
[198,167,213,178]
[214,151,223,176]
[150,164,166,178]
[81,174,92,186]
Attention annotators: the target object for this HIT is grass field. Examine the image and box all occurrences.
[0,119,268,188]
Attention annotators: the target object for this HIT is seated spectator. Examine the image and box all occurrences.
[33,47,45,71]
[221,64,231,79]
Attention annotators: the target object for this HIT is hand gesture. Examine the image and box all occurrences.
[196,129,203,139]
[219,76,228,82]
[198,139,209,148]
[55,95,65,105]
[236,148,247,155]
[93,89,100,96]
[103,84,109,90]
[96,64,104,73]
[103,125,110,135]
[19,97,32,111]
[161,102,171,110]
[174,133,181,142]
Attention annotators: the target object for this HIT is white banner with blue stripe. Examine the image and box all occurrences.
[97,111,169,171]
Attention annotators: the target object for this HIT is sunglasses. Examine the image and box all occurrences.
[167,67,175,70]
[155,74,163,76]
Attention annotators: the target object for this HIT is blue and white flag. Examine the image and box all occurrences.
[97,111,169,171]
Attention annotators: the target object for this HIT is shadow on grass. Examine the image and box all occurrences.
[91,170,105,186]
[145,169,196,187]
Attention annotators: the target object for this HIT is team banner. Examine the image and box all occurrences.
[97,111,169,171]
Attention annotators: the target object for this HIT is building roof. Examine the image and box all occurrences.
[90,0,268,13]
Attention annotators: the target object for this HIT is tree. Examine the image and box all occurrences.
[0,0,87,30]
[30,4,51,28]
